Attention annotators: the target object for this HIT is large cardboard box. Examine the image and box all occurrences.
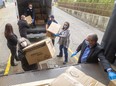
[42,14,48,19]
[46,22,61,38]
[51,73,83,86]
[46,31,55,39]
[26,16,32,24]
[35,9,41,14]
[23,38,55,65]
[36,20,45,25]
[65,66,105,86]
[47,22,61,34]
[109,80,116,86]
[36,14,42,19]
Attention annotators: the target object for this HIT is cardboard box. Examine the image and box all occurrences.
[46,32,55,39]
[36,14,42,19]
[109,80,116,86]
[26,16,32,24]
[23,38,55,65]
[35,9,41,14]
[47,22,61,34]
[65,66,105,86]
[46,22,61,39]
[50,73,83,86]
[42,14,48,19]
[36,20,45,25]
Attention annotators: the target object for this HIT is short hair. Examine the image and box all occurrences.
[88,33,98,42]
[50,15,54,18]
[21,15,25,20]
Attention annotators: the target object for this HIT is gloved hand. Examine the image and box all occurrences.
[71,51,78,57]
[108,71,116,80]
[32,19,34,23]
[54,34,59,37]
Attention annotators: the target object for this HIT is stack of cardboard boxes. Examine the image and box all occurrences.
[14,66,110,86]
[50,66,105,86]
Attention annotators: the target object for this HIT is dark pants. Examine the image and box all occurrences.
[59,45,68,62]
[52,39,55,45]
[3,1,6,8]
[32,19,36,27]
[7,44,18,66]
[18,49,38,71]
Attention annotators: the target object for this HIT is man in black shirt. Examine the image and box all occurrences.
[25,4,36,27]
[18,15,29,38]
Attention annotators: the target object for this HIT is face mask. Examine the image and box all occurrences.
[63,25,68,29]
[85,40,89,45]
[21,41,28,47]
[29,7,32,9]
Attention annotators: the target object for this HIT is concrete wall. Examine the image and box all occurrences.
[59,7,110,31]
[0,0,3,8]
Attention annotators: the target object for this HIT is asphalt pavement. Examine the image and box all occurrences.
[0,2,20,74]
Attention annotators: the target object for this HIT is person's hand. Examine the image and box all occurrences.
[108,71,116,80]
[71,51,78,57]
[54,34,59,37]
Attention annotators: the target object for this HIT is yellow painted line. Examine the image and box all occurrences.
[68,48,78,61]
[4,53,11,75]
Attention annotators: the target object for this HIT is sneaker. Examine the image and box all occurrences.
[63,62,67,65]
[57,55,62,57]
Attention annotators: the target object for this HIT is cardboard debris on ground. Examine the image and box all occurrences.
[108,80,116,86]
[46,22,61,38]
[23,38,55,65]
[26,16,32,24]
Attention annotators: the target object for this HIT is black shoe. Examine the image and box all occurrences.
[63,62,67,65]
[11,63,18,66]
[57,55,62,57]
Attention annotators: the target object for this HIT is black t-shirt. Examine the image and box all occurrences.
[7,34,18,46]
[25,8,35,19]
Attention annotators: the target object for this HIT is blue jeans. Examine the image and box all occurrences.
[59,45,68,62]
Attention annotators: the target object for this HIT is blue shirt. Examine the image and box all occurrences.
[47,20,58,26]
[81,46,90,63]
